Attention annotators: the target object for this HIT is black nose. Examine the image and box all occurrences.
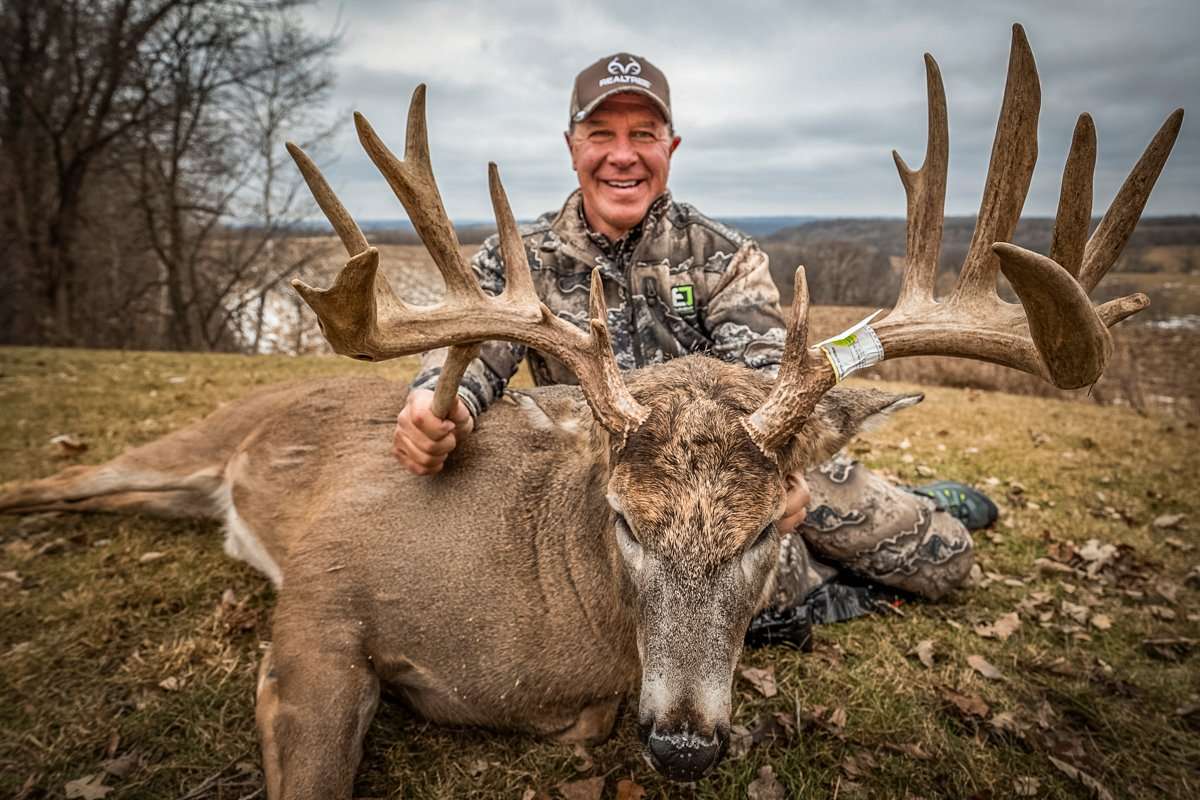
[645,727,725,782]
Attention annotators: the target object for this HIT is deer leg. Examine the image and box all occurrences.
[0,459,224,517]
[255,639,380,800]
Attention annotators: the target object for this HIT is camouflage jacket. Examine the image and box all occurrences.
[412,190,787,416]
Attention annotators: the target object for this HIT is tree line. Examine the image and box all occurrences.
[0,0,338,351]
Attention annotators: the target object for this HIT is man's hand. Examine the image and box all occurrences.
[778,471,811,536]
[394,389,474,475]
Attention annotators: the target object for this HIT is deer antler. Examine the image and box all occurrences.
[745,24,1183,454]
[288,85,649,436]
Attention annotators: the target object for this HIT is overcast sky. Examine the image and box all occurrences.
[295,0,1198,222]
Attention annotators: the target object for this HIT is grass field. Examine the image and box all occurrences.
[1,347,1198,799]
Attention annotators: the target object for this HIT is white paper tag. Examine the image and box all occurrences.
[817,310,885,382]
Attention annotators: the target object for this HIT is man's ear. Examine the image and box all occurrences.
[669,134,681,156]
[778,386,923,472]
[564,131,578,171]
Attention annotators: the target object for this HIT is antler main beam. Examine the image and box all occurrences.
[745,23,1183,454]
[288,86,648,436]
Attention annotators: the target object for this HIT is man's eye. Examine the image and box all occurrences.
[589,130,614,141]
[631,130,656,140]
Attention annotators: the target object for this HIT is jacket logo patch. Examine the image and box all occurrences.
[671,284,695,312]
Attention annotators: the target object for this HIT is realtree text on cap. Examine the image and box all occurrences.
[569,52,672,126]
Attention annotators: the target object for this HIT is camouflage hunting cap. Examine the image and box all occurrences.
[569,52,672,127]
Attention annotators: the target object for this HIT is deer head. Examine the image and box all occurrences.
[287,23,1180,783]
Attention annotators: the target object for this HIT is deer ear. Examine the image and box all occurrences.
[779,387,924,471]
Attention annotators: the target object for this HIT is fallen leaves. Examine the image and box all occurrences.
[974,612,1021,641]
[967,655,1004,680]
[556,776,603,800]
[909,639,936,669]
[1048,755,1115,800]
[138,551,167,564]
[49,434,88,457]
[64,774,112,799]
[1152,513,1185,529]
[740,665,778,698]
[615,778,646,800]
[746,765,785,800]
[940,687,989,719]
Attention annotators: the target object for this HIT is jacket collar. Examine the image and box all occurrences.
[550,189,672,260]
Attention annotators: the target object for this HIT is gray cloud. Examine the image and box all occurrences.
[297,0,1199,221]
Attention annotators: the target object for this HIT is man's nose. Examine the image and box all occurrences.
[606,134,638,167]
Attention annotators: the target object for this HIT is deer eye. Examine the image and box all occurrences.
[614,515,644,569]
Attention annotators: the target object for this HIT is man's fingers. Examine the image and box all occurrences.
[410,406,456,441]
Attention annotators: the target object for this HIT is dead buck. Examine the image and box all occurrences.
[0,25,1182,797]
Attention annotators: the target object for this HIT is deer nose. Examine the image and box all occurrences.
[645,726,725,782]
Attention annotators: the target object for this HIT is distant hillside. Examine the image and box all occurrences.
[760,215,1200,311]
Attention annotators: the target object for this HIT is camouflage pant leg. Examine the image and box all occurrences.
[790,453,975,601]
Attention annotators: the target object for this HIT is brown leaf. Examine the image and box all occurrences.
[50,434,88,457]
[570,743,593,773]
[1089,613,1113,631]
[827,706,848,731]
[465,758,488,779]
[841,750,878,779]
[740,666,778,698]
[138,551,167,564]
[1152,513,1185,529]
[557,776,604,800]
[1148,605,1177,621]
[941,687,989,718]
[975,612,1021,641]
[64,774,113,800]
[1048,756,1115,800]
[967,655,1003,680]
[615,778,646,800]
[1013,776,1040,796]
[1061,600,1090,625]
[157,676,181,692]
[747,765,785,800]
[883,741,932,760]
[909,639,935,669]
[99,754,137,779]
[989,711,1028,738]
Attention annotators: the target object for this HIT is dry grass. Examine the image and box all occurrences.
[1,347,1198,799]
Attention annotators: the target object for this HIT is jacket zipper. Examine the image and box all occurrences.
[622,250,644,367]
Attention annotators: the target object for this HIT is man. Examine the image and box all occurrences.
[395,53,993,630]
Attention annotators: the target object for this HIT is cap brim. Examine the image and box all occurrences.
[573,87,671,126]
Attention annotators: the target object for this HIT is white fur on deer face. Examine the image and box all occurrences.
[610,496,779,781]
[606,361,926,781]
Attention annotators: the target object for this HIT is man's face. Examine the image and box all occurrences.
[566,93,681,241]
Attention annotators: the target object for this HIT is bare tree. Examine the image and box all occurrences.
[0,0,336,349]
[121,7,337,350]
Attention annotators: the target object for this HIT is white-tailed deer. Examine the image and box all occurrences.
[0,25,1182,797]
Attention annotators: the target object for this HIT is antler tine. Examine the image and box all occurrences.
[1048,114,1096,278]
[354,86,484,301]
[1079,108,1185,292]
[951,23,1040,305]
[286,142,370,257]
[891,53,948,313]
[743,267,835,454]
[487,163,541,308]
